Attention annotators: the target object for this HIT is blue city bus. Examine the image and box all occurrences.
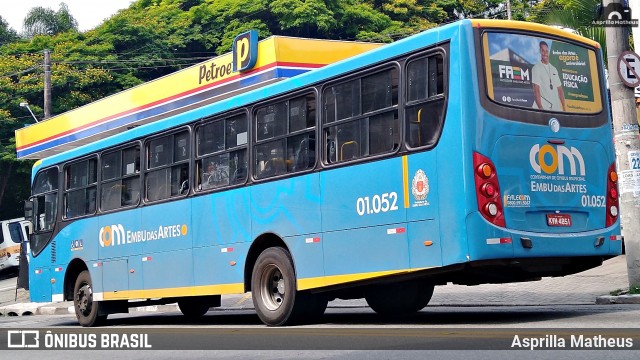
[24,19,621,327]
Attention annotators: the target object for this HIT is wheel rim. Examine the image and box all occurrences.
[259,264,285,311]
[76,282,93,316]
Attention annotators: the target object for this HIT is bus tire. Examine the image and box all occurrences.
[178,298,210,319]
[365,281,434,316]
[251,247,320,326]
[73,270,107,327]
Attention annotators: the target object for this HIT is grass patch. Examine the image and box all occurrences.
[610,289,625,296]
[610,286,640,296]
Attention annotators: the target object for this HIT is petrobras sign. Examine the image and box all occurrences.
[99,224,188,247]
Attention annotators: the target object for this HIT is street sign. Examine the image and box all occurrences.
[617,51,640,88]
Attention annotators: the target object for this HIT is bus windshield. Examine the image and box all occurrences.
[482,31,602,114]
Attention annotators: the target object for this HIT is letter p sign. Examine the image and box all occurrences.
[233,30,258,73]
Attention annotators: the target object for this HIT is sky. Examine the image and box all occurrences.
[1,0,135,32]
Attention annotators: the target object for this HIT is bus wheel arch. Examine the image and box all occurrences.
[244,233,291,293]
[64,258,88,301]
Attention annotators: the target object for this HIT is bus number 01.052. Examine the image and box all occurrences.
[356,192,399,216]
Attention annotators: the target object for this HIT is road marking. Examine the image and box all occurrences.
[234,293,252,306]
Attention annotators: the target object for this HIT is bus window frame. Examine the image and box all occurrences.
[475,28,608,128]
[252,88,319,182]
[62,154,98,220]
[403,46,449,152]
[29,165,60,257]
[194,110,250,192]
[143,126,192,204]
[98,141,142,213]
[320,62,402,168]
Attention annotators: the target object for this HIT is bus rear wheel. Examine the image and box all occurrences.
[73,270,107,327]
[178,298,211,319]
[251,247,327,326]
[365,281,434,316]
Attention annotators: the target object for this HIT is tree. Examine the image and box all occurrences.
[0,16,19,46]
[23,2,79,37]
[529,0,605,56]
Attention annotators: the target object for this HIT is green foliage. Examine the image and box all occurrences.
[0,16,19,46]
[270,0,337,36]
[528,0,606,58]
[23,2,79,37]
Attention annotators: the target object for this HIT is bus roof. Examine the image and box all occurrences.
[15,35,381,160]
[470,19,600,48]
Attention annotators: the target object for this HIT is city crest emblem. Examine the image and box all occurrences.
[411,169,429,205]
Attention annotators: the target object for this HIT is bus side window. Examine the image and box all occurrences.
[406,54,445,149]
[145,130,189,201]
[323,67,398,164]
[196,113,248,190]
[32,168,58,233]
[254,93,315,178]
[64,158,98,218]
[101,145,140,211]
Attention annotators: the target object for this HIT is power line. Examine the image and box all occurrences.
[54,56,213,65]
[0,66,40,78]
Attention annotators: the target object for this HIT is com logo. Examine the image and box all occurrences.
[99,224,125,247]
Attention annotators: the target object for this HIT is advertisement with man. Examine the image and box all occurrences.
[484,32,602,113]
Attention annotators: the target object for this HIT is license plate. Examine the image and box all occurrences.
[546,213,572,227]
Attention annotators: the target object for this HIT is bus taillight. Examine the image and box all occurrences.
[606,162,619,227]
[473,152,506,227]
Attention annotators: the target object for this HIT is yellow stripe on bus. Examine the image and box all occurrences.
[402,155,410,208]
[102,283,244,301]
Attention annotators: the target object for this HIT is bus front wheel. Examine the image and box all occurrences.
[251,247,326,326]
[365,281,434,316]
[73,270,107,327]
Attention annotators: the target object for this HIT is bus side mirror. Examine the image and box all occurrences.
[24,200,34,220]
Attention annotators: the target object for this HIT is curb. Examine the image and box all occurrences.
[595,294,640,304]
[37,304,73,315]
[0,303,53,317]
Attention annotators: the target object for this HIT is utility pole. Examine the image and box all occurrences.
[603,0,640,288]
[44,49,51,119]
[632,1,640,52]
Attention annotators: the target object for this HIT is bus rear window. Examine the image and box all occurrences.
[482,32,602,114]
